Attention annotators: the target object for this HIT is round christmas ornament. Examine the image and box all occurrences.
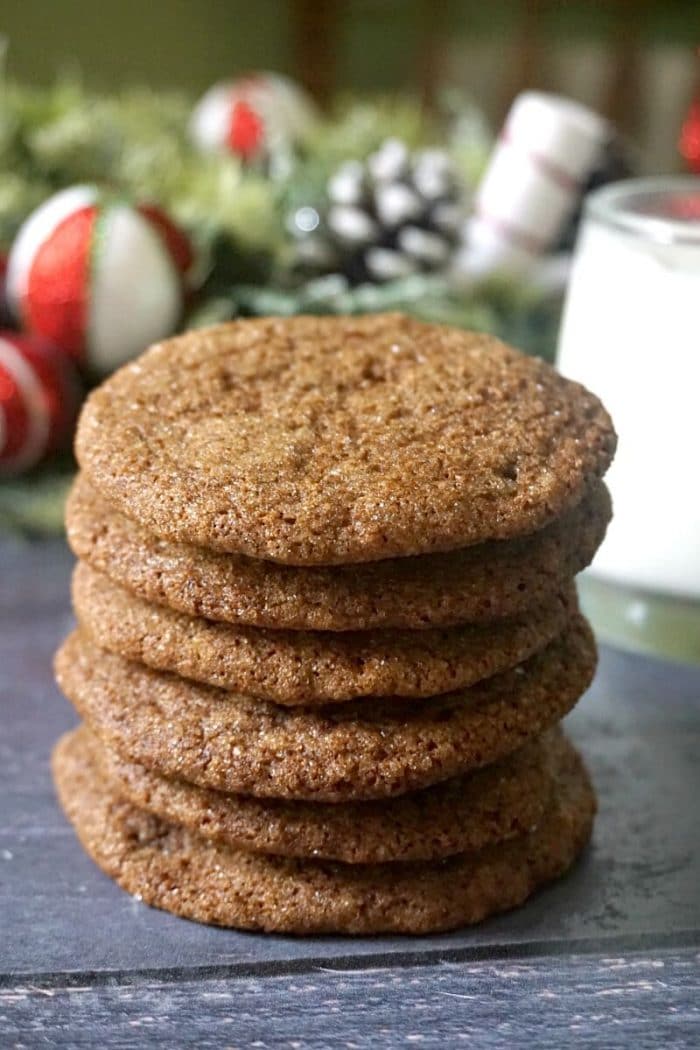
[7,187,193,374]
[0,331,81,475]
[189,72,317,163]
[680,97,700,174]
[288,138,469,284]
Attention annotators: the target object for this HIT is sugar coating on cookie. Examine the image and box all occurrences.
[55,619,596,802]
[53,726,597,935]
[75,314,616,565]
[89,724,568,863]
[66,475,611,631]
[73,561,578,703]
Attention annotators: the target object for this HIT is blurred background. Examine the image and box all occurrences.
[3,0,698,171]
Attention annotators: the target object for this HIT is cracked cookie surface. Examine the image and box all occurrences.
[88,724,568,863]
[66,476,611,631]
[73,561,578,703]
[75,314,615,565]
[55,619,596,802]
[53,726,596,934]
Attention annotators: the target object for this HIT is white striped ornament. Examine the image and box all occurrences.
[7,187,187,374]
[0,333,80,474]
[189,72,316,159]
[466,92,609,277]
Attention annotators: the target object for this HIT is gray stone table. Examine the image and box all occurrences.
[1,537,699,1048]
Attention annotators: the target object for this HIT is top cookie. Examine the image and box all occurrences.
[75,313,615,565]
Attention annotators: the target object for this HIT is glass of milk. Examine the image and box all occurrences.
[557,177,700,663]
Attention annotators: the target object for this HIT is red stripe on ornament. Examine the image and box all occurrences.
[226,100,265,160]
[138,204,194,283]
[0,335,51,471]
[0,356,30,461]
[23,205,97,363]
[499,127,580,196]
[679,98,700,174]
[12,334,80,454]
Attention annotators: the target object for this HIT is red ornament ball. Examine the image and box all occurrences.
[190,72,317,162]
[7,187,194,374]
[679,96,700,174]
[0,331,81,475]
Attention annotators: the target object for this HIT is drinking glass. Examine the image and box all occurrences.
[557,177,700,663]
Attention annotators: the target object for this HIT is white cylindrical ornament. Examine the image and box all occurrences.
[467,92,610,276]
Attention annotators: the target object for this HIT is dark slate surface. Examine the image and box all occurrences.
[1,536,699,1046]
[3,949,700,1049]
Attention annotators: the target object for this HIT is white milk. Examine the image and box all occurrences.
[557,179,700,599]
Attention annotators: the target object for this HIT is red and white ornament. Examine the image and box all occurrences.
[7,187,193,374]
[0,331,81,475]
[190,72,316,162]
[680,96,700,174]
[464,92,609,277]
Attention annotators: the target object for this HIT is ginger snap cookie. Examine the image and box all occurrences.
[73,562,578,703]
[75,314,616,565]
[67,476,611,631]
[89,724,567,863]
[53,727,596,934]
[55,618,596,802]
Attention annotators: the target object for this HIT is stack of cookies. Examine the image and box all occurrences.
[53,313,615,935]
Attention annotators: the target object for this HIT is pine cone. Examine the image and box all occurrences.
[288,138,468,284]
